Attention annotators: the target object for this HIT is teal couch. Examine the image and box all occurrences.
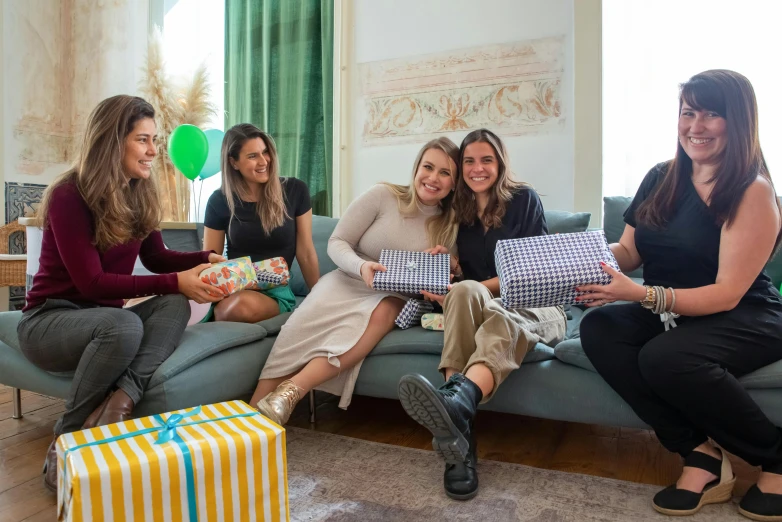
[3,199,782,430]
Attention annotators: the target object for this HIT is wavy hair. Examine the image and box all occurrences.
[381,137,460,249]
[636,69,782,253]
[220,123,288,235]
[453,129,529,228]
[39,95,161,251]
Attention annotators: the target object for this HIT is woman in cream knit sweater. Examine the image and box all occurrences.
[250,137,460,423]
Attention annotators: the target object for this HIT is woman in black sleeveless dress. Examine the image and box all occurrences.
[579,70,782,520]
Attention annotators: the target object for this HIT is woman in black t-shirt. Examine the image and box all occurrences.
[579,70,782,519]
[203,124,319,323]
[397,129,567,500]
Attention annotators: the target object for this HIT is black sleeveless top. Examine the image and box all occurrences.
[625,163,781,306]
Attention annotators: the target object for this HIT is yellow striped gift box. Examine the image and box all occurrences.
[56,400,288,522]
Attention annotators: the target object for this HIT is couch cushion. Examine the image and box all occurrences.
[147,322,267,389]
[290,215,339,297]
[545,210,591,235]
[0,311,22,351]
[367,327,556,363]
[554,338,597,372]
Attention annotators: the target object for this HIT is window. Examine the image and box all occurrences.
[161,0,225,222]
[602,0,782,198]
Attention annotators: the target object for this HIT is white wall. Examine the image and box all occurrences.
[350,0,575,211]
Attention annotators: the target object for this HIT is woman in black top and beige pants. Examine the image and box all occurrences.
[579,70,782,520]
[398,129,567,500]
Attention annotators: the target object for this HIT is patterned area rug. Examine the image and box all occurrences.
[286,427,744,521]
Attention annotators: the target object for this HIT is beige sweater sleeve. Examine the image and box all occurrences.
[327,185,385,278]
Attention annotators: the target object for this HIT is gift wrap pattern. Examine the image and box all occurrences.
[421,313,445,331]
[373,250,450,295]
[200,257,257,296]
[56,400,288,522]
[395,299,434,329]
[252,257,290,290]
[496,230,621,309]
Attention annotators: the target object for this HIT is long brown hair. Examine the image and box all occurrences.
[453,129,529,228]
[381,137,460,249]
[220,123,288,235]
[636,69,782,252]
[39,95,161,251]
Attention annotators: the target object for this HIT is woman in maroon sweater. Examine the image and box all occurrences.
[18,95,225,492]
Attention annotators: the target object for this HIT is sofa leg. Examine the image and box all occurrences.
[12,387,23,419]
[309,390,316,424]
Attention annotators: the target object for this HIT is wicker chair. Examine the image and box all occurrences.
[0,221,27,288]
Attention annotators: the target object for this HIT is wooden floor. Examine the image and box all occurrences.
[0,384,761,521]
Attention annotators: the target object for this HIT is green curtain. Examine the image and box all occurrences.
[225,0,334,216]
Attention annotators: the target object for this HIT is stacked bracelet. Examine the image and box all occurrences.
[640,285,678,314]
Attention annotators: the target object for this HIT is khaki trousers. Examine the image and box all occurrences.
[440,280,567,402]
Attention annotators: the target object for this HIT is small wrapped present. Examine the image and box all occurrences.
[252,257,290,290]
[373,250,450,295]
[199,256,256,296]
[395,298,434,329]
[56,400,288,522]
[496,230,620,309]
[421,313,445,331]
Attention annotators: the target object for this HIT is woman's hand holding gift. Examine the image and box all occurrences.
[424,245,462,282]
[208,253,227,263]
[421,286,452,306]
[360,261,387,289]
[576,262,647,307]
[178,263,225,303]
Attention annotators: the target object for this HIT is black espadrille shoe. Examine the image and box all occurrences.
[739,483,782,521]
[652,448,735,516]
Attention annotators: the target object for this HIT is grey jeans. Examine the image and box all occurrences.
[17,294,190,434]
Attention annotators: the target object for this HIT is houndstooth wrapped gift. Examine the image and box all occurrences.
[395,299,434,329]
[496,230,621,309]
[373,250,451,295]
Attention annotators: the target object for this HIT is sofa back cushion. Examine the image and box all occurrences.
[602,196,782,287]
[544,210,591,234]
[290,215,339,296]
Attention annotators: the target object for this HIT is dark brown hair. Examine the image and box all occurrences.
[636,69,782,252]
[39,95,161,250]
[453,128,529,228]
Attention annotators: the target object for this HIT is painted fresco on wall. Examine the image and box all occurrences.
[5,183,46,310]
[359,36,565,146]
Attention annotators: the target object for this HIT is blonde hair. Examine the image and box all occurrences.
[453,128,529,228]
[39,95,162,251]
[381,137,460,249]
[220,124,288,235]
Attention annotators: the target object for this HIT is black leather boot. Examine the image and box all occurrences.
[398,373,482,463]
[443,428,478,500]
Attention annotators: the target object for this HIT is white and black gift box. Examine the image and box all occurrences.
[496,230,621,309]
[373,250,451,295]
[395,299,435,329]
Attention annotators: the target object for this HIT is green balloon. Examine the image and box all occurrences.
[168,124,209,181]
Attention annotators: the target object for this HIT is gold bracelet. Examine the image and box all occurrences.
[640,285,656,309]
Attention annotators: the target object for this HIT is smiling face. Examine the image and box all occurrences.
[121,117,156,180]
[230,137,271,185]
[413,148,456,205]
[461,141,499,194]
[678,103,727,167]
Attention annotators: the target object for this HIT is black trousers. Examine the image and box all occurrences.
[581,301,782,472]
